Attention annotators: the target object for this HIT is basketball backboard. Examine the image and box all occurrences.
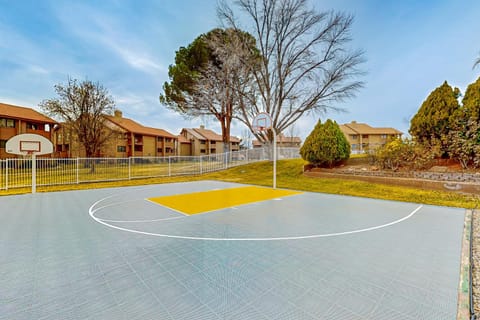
[252,112,272,133]
[6,133,53,156]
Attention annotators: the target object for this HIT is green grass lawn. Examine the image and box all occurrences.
[1,159,476,208]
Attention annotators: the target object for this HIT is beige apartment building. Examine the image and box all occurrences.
[53,110,177,158]
[339,121,402,154]
[178,126,241,156]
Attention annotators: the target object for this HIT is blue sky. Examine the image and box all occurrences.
[1,0,479,140]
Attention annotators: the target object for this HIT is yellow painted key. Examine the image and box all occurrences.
[148,186,301,215]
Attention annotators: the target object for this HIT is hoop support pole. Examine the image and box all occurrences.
[273,131,277,189]
[32,153,36,194]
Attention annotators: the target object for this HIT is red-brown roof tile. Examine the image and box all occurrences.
[0,102,56,124]
[105,115,176,138]
[342,121,402,135]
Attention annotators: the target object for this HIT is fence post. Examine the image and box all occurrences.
[168,157,171,177]
[76,158,79,184]
[5,159,9,190]
[128,157,132,180]
[200,156,203,175]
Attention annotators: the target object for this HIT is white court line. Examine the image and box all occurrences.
[98,215,186,223]
[89,192,423,241]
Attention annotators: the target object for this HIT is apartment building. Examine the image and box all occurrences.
[178,126,241,156]
[105,111,177,157]
[252,133,302,148]
[53,110,177,158]
[339,121,402,154]
[0,102,56,159]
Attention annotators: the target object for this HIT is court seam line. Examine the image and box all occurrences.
[89,195,424,241]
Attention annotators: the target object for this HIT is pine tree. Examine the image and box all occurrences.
[409,81,461,155]
[448,76,480,168]
[462,76,480,122]
[300,119,350,167]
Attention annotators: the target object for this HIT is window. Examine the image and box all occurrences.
[27,123,38,130]
[0,140,6,148]
[362,134,369,139]
[165,138,172,143]
[200,149,206,153]
[200,140,206,145]
[351,144,358,150]
[210,141,216,145]
[165,147,172,153]
[117,146,126,152]
[210,149,216,153]
[350,135,358,140]
[157,148,163,153]
[134,145,142,152]
[380,134,387,139]
[0,118,15,128]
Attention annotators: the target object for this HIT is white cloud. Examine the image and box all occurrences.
[51,2,166,76]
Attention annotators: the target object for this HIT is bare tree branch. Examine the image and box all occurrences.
[40,78,116,158]
[218,0,365,142]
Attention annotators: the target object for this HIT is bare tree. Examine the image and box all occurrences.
[218,0,365,142]
[40,78,116,160]
[475,54,480,69]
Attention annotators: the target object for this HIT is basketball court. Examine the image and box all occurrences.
[0,180,466,319]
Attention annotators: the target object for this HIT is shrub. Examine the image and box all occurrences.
[300,119,350,167]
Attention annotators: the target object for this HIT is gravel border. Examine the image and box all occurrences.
[472,208,480,317]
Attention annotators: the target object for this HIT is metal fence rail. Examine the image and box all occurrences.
[0,147,300,190]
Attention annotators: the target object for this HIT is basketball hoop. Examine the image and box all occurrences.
[252,125,266,134]
[252,112,272,134]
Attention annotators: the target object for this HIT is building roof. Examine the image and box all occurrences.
[252,134,302,146]
[342,121,402,135]
[193,127,223,141]
[277,134,302,144]
[338,124,357,135]
[183,127,241,143]
[177,135,191,144]
[104,114,176,138]
[0,102,56,124]
[182,128,205,140]
[144,127,176,139]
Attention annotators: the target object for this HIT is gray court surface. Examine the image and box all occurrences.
[0,181,466,319]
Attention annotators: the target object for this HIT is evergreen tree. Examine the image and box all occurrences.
[448,76,480,168]
[409,81,461,155]
[462,76,480,122]
[300,119,350,167]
